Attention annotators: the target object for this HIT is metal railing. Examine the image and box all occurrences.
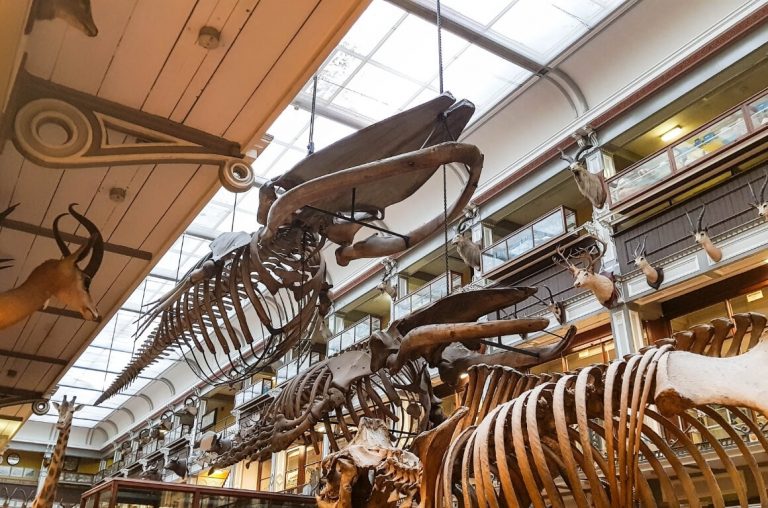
[327,315,381,357]
[60,471,95,484]
[235,377,274,407]
[276,352,323,385]
[480,206,577,274]
[606,88,768,205]
[393,271,462,319]
[0,465,38,483]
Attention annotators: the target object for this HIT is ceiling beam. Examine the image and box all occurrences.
[0,348,68,366]
[385,0,588,115]
[0,217,153,260]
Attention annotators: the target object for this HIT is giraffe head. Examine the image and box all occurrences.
[52,396,83,430]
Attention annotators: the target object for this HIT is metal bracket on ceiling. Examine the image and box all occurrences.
[2,69,270,193]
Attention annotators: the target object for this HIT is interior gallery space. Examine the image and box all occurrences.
[1,0,768,506]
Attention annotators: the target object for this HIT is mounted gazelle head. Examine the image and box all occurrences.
[553,238,618,308]
[533,286,566,325]
[451,213,481,271]
[558,144,607,210]
[52,395,83,430]
[747,172,768,220]
[685,205,722,263]
[0,204,104,330]
[631,235,664,290]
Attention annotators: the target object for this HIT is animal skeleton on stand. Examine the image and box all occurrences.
[0,204,104,330]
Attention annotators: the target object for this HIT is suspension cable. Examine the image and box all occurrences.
[436,0,451,294]
[307,75,318,155]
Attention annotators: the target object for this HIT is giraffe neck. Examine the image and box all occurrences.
[32,417,72,508]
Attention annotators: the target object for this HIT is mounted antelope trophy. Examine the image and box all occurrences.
[375,257,398,299]
[553,238,619,309]
[451,211,481,273]
[747,171,768,220]
[534,286,566,325]
[631,235,664,290]
[0,204,104,330]
[559,144,608,210]
[686,205,722,263]
[0,204,19,271]
[27,0,99,37]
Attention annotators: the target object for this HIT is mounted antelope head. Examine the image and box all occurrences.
[747,172,768,220]
[533,286,566,325]
[631,236,664,290]
[28,0,99,37]
[559,144,607,210]
[553,238,619,308]
[685,205,722,263]
[451,213,481,272]
[0,204,104,330]
[375,257,398,299]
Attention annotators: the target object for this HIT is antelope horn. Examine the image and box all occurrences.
[0,203,19,222]
[558,148,575,163]
[67,203,104,277]
[697,205,706,231]
[748,180,760,207]
[632,239,641,258]
[638,235,647,257]
[52,212,72,257]
[760,171,768,201]
[685,211,696,231]
[574,143,595,161]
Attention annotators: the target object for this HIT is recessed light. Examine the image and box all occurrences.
[660,126,683,143]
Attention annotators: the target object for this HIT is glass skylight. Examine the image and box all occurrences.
[26,0,629,433]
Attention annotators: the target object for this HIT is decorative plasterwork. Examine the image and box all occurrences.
[3,69,269,192]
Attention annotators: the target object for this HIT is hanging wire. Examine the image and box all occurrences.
[307,75,319,155]
[133,279,149,356]
[436,0,450,294]
[231,194,238,232]
[102,312,119,391]
[175,233,186,283]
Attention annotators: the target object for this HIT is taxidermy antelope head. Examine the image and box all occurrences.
[451,214,481,272]
[747,172,768,221]
[0,204,104,330]
[29,0,98,37]
[631,235,664,290]
[685,205,722,263]
[534,286,566,325]
[375,257,398,299]
[553,238,619,308]
[559,145,607,210]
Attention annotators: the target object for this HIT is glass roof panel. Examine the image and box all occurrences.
[339,0,404,56]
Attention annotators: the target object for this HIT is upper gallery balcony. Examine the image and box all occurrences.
[234,377,275,408]
[393,271,462,320]
[481,206,578,279]
[327,315,381,357]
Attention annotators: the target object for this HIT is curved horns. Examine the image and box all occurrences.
[760,171,768,201]
[558,148,575,163]
[67,203,104,277]
[574,143,595,161]
[52,213,72,257]
[748,180,759,206]
[696,205,706,231]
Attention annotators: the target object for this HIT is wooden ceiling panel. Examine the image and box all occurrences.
[183,0,322,137]
[48,0,137,95]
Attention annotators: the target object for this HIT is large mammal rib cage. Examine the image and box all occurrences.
[439,312,768,507]
[96,94,484,404]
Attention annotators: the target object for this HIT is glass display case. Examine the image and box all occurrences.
[80,478,314,508]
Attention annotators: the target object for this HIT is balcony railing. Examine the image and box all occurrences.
[607,88,768,205]
[235,378,275,407]
[162,425,188,446]
[393,271,462,319]
[0,465,38,483]
[276,352,323,385]
[481,206,577,274]
[60,471,95,484]
[327,315,381,357]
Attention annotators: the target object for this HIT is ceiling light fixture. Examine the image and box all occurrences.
[660,126,683,143]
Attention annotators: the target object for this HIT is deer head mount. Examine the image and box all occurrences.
[559,144,607,210]
[685,205,722,263]
[631,235,664,290]
[28,0,99,37]
[451,212,481,272]
[375,257,398,299]
[0,204,104,330]
[747,171,768,221]
[553,238,619,308]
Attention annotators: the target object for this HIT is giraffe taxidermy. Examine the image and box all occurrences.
[31,396,82,508]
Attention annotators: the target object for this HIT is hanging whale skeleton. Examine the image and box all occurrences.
[96,94,485,404]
